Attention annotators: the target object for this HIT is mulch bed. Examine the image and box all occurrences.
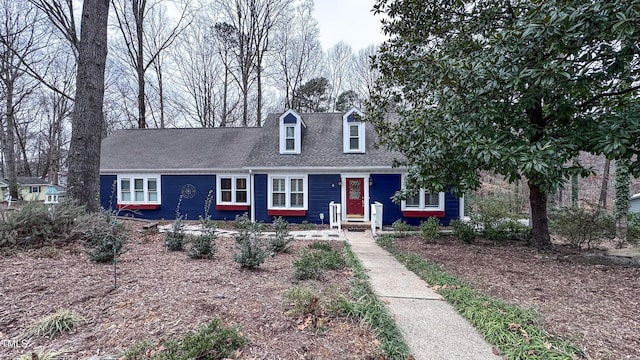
[0,222,381,359]
[393,235,640,360]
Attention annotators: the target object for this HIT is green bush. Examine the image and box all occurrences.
[308,241,333,252]
[283,286,321,316]
[234,214,268,269]
[150,319,247,360]
[165,216,185,252]
[419,217,440,240]
[391,219,413,236]
[550,208,614,249]
[0,201,84,249]
[293,247,345,280]
[627,213,640,245]
[470,197,532,241]
[189,233,216,259]
[299,220,317,230]
[189,217,217,259]
[451,219,476,243]
[271,216,292,253]
[79,210,129,263]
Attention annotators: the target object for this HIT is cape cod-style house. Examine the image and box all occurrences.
[99,108,464,227]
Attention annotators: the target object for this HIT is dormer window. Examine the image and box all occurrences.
[343,108,365,153]
[285,125,295,151]
[279,109,305,154]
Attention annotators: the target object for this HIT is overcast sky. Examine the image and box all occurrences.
[313,0,386,52]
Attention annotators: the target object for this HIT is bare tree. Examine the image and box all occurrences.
[218,0,286,126]
[351,44,380,103]
[272,0,322,110]
[111,0,193,129]
[66,0,109,211]
[0,0,42,200]
[325,41,353,111]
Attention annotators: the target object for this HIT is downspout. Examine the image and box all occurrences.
[249,169,255,222]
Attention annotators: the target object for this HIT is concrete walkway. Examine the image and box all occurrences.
[344,230,502,360]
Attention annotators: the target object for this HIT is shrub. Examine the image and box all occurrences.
[293,248,345,280]
[153,319,247,360]
[283,287,322,316]
[550,208,614,249]
[0,201,84,249]
[451,219,476,243]
[233,212,254,229]
[234,214,268,269]
[627,213,640,245]
[79,209,128,263]
[189,233,216,259]
[271,216,292,253]
[308,241,333,252]
[391,219,413,236]
[299,220,317,230]
[165,216,185,252]
[189,216,217,259]
[419,217,441,240]
[26,309,84,338]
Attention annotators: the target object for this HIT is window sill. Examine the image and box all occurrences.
[117,204,160,210]
[268,209,306,216]
[216,204,249,211]
[402,210,445,218]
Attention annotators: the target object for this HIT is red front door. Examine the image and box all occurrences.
[346,178,365,217]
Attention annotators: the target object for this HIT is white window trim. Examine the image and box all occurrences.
[117,174,161,205]
[343,108,366,153]
[267,174,308,210]
[279,110,303,154]
[216,175,250,205]
[401,189,445,211]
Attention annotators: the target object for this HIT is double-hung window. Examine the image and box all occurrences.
[30,186,40,194]
[402,189,445,211]
[349,125,360,151]
[268,175,307,210]
[217,175,249,207]
[285,126,295,151]
[118,175,161,206]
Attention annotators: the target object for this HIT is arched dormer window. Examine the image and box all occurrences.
[343,108,365,153]
[279,109,305,154]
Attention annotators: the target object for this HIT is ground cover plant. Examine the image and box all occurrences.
[379,232,640,360]
[0,220,383,359]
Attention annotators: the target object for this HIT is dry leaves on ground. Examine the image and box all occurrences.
[0,222,381,359]
[394,236,640,360]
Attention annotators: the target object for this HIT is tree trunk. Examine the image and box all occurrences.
[571,174,578,209]
[614,159,630,245]
[529,181,552,250]
[67,0,109,212]
[598,158,610,209]
[3,81,19,200]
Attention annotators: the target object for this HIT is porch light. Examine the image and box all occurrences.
[369,178,373,187]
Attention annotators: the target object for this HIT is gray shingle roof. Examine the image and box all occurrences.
[100,127,263,171]
[100,112,401,172]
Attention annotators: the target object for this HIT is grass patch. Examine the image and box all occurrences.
[376,234,584,360]
[122,319,247,359]
[26,309,84,338]
[340,242,412,359]
[293,244,346,280]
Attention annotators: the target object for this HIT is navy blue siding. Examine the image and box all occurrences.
[99,175,117,210]
[254,174,340,224]
[369,174,402,225]
[306,174,341,224]
[254,174,268,222]
[369,174,460,226]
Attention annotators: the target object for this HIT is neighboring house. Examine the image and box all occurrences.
[99,108,464,226]
[630,193,640,213]
[1,177,50,202]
